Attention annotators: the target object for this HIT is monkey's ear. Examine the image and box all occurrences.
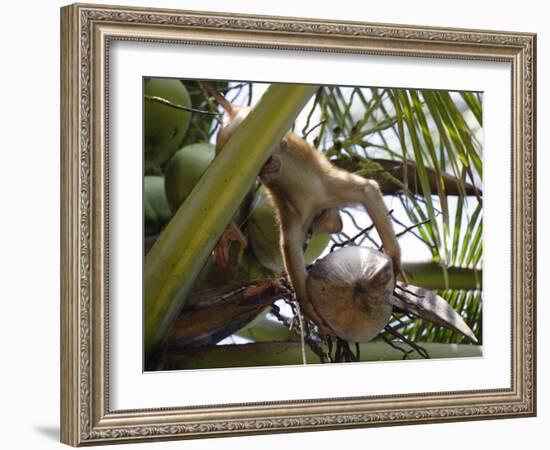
[312,208,343,234]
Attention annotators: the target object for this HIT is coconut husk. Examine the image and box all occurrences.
[307,246,478,344]
[306,247,394,342]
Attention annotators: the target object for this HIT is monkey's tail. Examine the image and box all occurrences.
[200,81,238,118]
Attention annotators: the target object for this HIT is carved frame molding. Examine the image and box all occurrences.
[60,3,536,446]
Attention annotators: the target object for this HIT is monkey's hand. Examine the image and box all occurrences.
[259,155,282,184]
[213,221,248,268]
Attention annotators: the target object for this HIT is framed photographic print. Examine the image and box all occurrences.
[60,3,536,446]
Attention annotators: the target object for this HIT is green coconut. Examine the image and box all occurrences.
[144,175,172,236]
[191,245,277,293]
[164,143,216,213]
[144,79,192,169]
[305,235,332,266]
[164,142,255,227]
[246,188,331,273]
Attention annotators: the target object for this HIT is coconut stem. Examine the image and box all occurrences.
[294,302,308,365]
[144,95,220,115]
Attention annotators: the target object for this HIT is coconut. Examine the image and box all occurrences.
[246,187,331,273]
[144,175,172,235]
[306,246,394,342]
[144,79,192,169]
[164,143,216,213]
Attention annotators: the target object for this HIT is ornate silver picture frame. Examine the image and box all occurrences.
[60,3,536,446]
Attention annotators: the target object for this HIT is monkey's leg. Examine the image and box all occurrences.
[213,221,247,267]
[360,179,408,283]
[336,175,408,283]
[279,215,335,335]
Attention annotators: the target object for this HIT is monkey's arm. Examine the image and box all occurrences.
[211,156,281,267]
[212,221,247,267]
[279,212,335,334]
[361,180,408,283]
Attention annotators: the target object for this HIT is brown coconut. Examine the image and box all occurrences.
[306,246,394,342]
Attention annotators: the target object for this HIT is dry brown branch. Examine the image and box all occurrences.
[166,279,287,349]
[333,157,482,196]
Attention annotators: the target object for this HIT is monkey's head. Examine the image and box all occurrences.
[216,106,252,152]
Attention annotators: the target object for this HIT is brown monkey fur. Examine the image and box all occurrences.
[203,82,406,334]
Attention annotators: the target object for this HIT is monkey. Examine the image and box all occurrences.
[203,82,406,334]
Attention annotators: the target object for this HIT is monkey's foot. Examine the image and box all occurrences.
[213,222,247,268]
[397,269,409,285]
[392,259,409,285]
[259,155,282,184]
